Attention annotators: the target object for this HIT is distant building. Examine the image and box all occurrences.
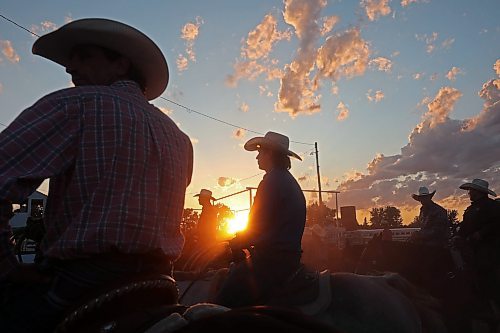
[9,190,47,229]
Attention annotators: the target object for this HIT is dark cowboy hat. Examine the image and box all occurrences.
[244,131,302,160]
[459,179,496,196]
[412,186,436,201]
[32,18,168,100]
[194,189,215,200]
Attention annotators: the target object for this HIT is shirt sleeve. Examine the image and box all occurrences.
[0,91,80,279]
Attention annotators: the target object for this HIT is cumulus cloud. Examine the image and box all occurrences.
[0,40,20,63]
[177,17,204,71]
[336,102,349,121]
[233,128,246,139]
[218,177,237,187]
[441,38,455,49]
[369,57,392,72]
[158,106,174,115]
[229,0,370,118]
[331,63,500,216]
[446,66,463,81]
[243,14,291,60]
[367,89,385,102]
[320,16,340,36]
[361,0,392,21]
[226,13,289,86]
[415,32,438,53]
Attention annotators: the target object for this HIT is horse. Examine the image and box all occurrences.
[174,266,447,333]
[355,234,499,332]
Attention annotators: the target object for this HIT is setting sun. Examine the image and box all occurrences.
[224,211,249,236]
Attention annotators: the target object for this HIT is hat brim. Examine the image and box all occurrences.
[459,183,496,196]
[412,190,436,201]
[194,194,215,200]
[244,137,302,161]
[32,18,168,101]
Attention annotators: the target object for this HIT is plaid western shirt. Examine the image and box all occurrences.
[0,81,193,279]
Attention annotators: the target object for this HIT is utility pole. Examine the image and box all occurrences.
[315,142,322,206]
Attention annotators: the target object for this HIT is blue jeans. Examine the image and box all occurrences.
[0,252,172,333]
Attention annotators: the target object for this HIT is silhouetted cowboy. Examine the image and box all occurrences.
[194,189,218,251]
[410,186,450,248]
[215,131,305,307]
[456,179,500,309]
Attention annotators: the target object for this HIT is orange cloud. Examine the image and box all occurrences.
[176,54,189,72]
[446,66,463,81]
[367,89,385,102]
[316,28,370,80]
[401,0,429,7]
[494,59,500,76]
[239,102,249,113]
[243,14,291,60]
[361,0,392,21]
[218,177,237,187]
[369,57,392,72]
[320,16,340,36]
[336,102,349,121]
[0,40,20,63]
[178,17,204,71]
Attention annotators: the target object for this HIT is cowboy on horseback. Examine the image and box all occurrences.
[454,179,500,312]
[409,186,451,248]
[0,18,193,332]
[215,131,306,307]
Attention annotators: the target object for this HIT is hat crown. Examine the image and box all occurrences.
[418,187,431,195]
[471,178,489,188]
[198,189,213,197]
[264,131,290,150]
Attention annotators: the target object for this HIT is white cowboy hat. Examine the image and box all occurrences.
[459,179,496,196]
[244,131,302,160]
[194,189,215,200]
[32,18,168,101]
[412,186,436,200]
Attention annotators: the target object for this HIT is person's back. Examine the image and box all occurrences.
[0,18,193,333]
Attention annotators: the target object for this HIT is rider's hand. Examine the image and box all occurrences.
[5,263,51,285]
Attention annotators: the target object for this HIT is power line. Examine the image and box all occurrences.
[160,97,314,146]
[0,13,315,147]
[0,13,40,37]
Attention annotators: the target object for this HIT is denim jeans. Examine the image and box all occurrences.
[0,252,172,333]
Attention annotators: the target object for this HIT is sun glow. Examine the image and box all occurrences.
[224,211,249,236]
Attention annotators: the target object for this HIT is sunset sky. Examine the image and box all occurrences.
[1,0,499,224]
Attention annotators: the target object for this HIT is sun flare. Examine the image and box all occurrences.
[225,211,249,235]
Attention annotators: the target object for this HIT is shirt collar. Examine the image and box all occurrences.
[110,80,144,97]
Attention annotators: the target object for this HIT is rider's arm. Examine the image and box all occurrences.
[0,91,80,281]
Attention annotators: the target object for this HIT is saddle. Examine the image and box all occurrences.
[268,265,332,316]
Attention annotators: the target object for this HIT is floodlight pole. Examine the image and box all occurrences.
[315,142,322,205]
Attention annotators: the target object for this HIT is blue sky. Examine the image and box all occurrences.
[1,0,499,223]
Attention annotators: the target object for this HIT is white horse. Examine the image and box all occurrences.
[174,268,447,333]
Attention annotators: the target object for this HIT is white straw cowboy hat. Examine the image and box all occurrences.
[412,186,436,201]
[244,131,302,160]
[459,179,496,196]
[194,189,215,200]
[32,18,168,100]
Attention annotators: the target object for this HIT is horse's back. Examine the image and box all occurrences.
[328,272,447,333]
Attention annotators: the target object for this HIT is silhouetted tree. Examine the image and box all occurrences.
[369,206,403,228]
[306,202,336,227]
